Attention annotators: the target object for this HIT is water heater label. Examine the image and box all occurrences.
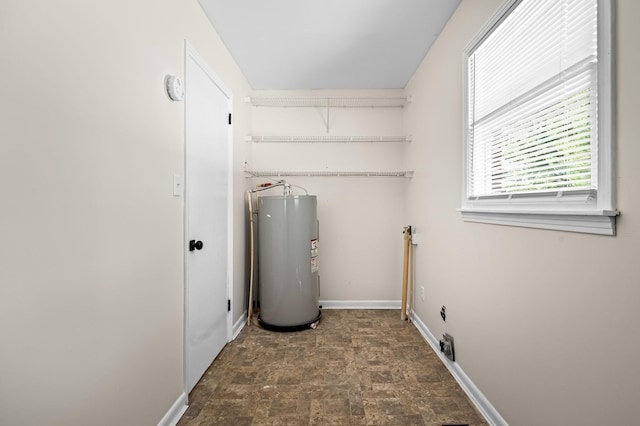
[311,239,319,272]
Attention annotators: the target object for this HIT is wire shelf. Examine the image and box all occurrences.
[247,96,409,108]
[247,170,414,178]
[247,135,411,143]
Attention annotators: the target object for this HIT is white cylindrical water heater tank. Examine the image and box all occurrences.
[258,195,321,331]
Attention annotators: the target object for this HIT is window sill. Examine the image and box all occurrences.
[458,209,619,235]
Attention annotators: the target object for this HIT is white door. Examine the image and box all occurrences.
[184,43,232,394]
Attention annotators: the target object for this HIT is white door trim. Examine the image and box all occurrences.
[183,40,234,398]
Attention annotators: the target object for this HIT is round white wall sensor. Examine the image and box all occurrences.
[165,75,184,101]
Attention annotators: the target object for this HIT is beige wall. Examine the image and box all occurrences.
[249,90,407,302]
[0,1,251,425]
[405,1,640,425]
[3,0,638,424]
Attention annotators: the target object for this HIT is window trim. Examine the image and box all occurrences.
[459,0,618,235]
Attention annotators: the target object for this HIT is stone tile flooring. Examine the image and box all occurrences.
[178,309,487,426]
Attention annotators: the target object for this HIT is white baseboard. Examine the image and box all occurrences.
[319,300,400,310]
[232,310,247,339]
[410,311,508,426]
[157,391,188,426]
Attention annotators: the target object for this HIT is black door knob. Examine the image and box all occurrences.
[189,240,204,251]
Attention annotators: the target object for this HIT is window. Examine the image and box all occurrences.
[460,0,616,235]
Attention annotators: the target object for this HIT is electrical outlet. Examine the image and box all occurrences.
[439,333,455,361]
[420,286,425,301]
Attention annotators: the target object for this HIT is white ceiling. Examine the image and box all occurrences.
[199,0,461,90]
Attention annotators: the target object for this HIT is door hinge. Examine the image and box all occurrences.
[227,299,231,312]
[228,113,232,125]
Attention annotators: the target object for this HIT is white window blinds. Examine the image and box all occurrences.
[466,0,598,198]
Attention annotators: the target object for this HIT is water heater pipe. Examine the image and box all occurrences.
[401,226,410,320]
[246,190,255,326]
[407,229,414,322]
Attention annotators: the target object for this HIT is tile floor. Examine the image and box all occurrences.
[178,309,487,426]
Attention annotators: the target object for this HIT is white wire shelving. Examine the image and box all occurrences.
[246,135,411,143]
[246,94,412,179]
[245,96,410,108]
[246,170,414,178]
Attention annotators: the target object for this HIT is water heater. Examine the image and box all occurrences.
[258,195,321,331]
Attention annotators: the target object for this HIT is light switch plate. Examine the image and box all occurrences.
[173,174,183,197]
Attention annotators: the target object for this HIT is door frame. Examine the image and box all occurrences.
[183,40,234,397]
